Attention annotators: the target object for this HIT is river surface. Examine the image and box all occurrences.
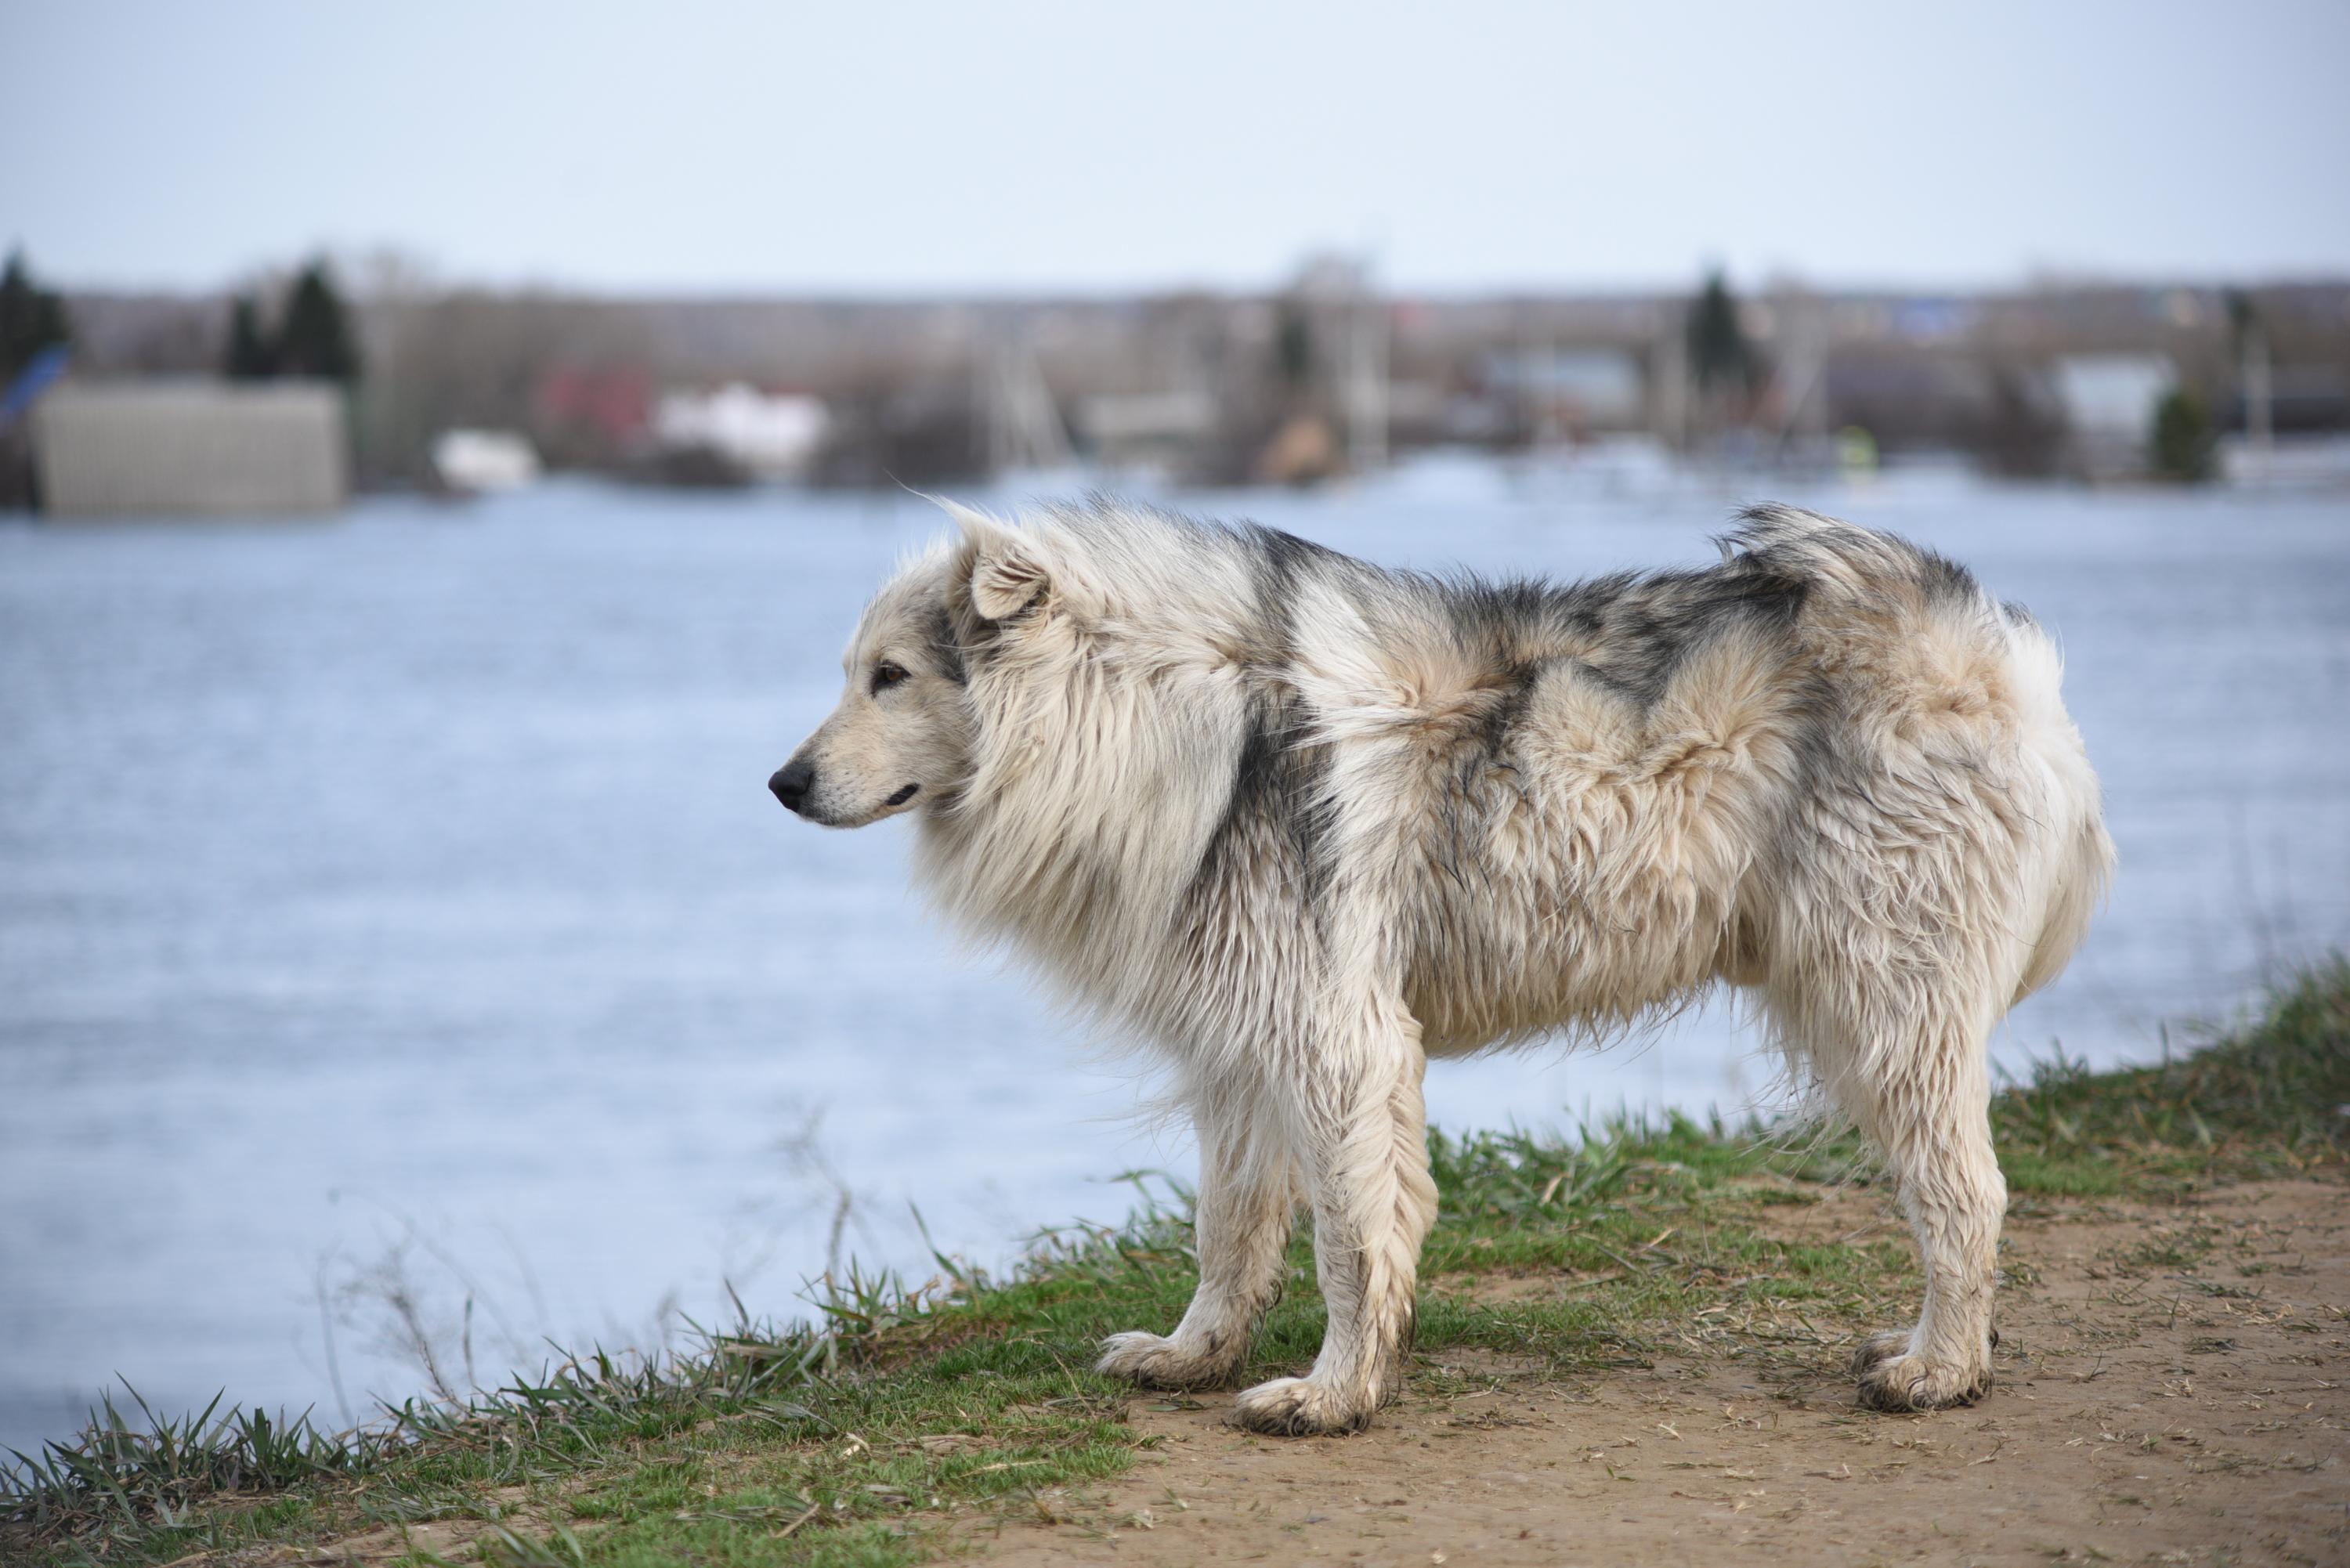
[3,462,2345,1454]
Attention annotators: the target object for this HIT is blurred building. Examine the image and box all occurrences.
[2048,354,2178,482]
[651,384,830,482]
[431,428,540,494]
[1477,347,1647,438]
[33,381,347,518]
[1075,389,1218,471]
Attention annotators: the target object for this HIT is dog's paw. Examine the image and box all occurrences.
[1851,1329,1993,1411]
[1095,1331,1240,1391]
[1229,1375,1372,1436]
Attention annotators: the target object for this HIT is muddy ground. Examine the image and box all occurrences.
[967,1180,2348,1568]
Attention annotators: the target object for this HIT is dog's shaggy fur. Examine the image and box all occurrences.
[771,498,2112,1435]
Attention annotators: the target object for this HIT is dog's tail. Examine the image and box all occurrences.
[1716,503,1969,605]
[2001,609,2117,1003]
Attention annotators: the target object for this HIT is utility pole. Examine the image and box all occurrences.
[2229,290,2273,486]
[1652,305,1690,452]
[1344,255,1388,473]
[2244,316,2273,486]
[1770,291,1828,459]
[979,321,1073,475]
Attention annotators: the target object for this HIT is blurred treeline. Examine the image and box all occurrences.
[23,247,2350,490]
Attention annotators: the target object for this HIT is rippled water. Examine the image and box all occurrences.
[3,465,2345,1453]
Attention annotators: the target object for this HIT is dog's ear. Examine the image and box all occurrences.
[949,506,1051,622]
[971,542,1049,621]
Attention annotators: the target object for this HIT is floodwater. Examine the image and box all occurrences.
[3,464,2345,1454]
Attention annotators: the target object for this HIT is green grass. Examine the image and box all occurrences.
[7,960,2344,1567]
[1990,956,2350,1195]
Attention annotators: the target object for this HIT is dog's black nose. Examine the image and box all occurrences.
[769,760,815,815]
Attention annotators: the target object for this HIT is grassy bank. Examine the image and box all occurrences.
[7,961,2345,1568]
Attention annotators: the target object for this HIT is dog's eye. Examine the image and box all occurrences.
[870,660,910,694]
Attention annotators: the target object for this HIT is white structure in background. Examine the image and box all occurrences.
[653,384,830,480]
[1076,389,1217,471]
[431,429,540,494]
[2050,354,2176,479]
[1483,348,1646,437]
[34,381,347,519]
[2219,432,2350,487]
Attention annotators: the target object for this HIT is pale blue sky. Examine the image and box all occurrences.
[5,0,2346,294]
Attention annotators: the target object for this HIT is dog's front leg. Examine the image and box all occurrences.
[1097,1087,1297,1389]
[1231,999,1437,1436]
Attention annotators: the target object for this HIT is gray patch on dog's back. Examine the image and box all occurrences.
[1195,689,1330,906]
[1180,522,1340,916]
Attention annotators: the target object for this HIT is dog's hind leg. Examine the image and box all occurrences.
[1231,996,1438,1436]
[1097,1085,1298,1390]
[1790,976,2007,1412]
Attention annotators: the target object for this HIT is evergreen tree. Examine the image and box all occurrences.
[224,294,277,379]
[2150,388,2214,483]
[2225,288,2259,352]
[273,260,361,383]
[1274,303,1314,391]
[1686,268,1753,394]
[1,248,73,381]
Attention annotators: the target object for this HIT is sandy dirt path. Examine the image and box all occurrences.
[967,1180,2348,1567]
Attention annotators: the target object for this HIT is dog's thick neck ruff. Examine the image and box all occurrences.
[912,503,1308,1049]
[791,497,2110,1434]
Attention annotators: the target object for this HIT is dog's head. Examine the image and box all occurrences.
[771,509,1061,828]
[769,544,969,827]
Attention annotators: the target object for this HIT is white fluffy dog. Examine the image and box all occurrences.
[770,498,2110,1435]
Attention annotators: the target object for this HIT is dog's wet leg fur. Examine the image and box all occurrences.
[1844,1023,2006,1411]
[1231,999,1438,1436]
[1097,1087,1298,1390]
[1776,956,2008,1412]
